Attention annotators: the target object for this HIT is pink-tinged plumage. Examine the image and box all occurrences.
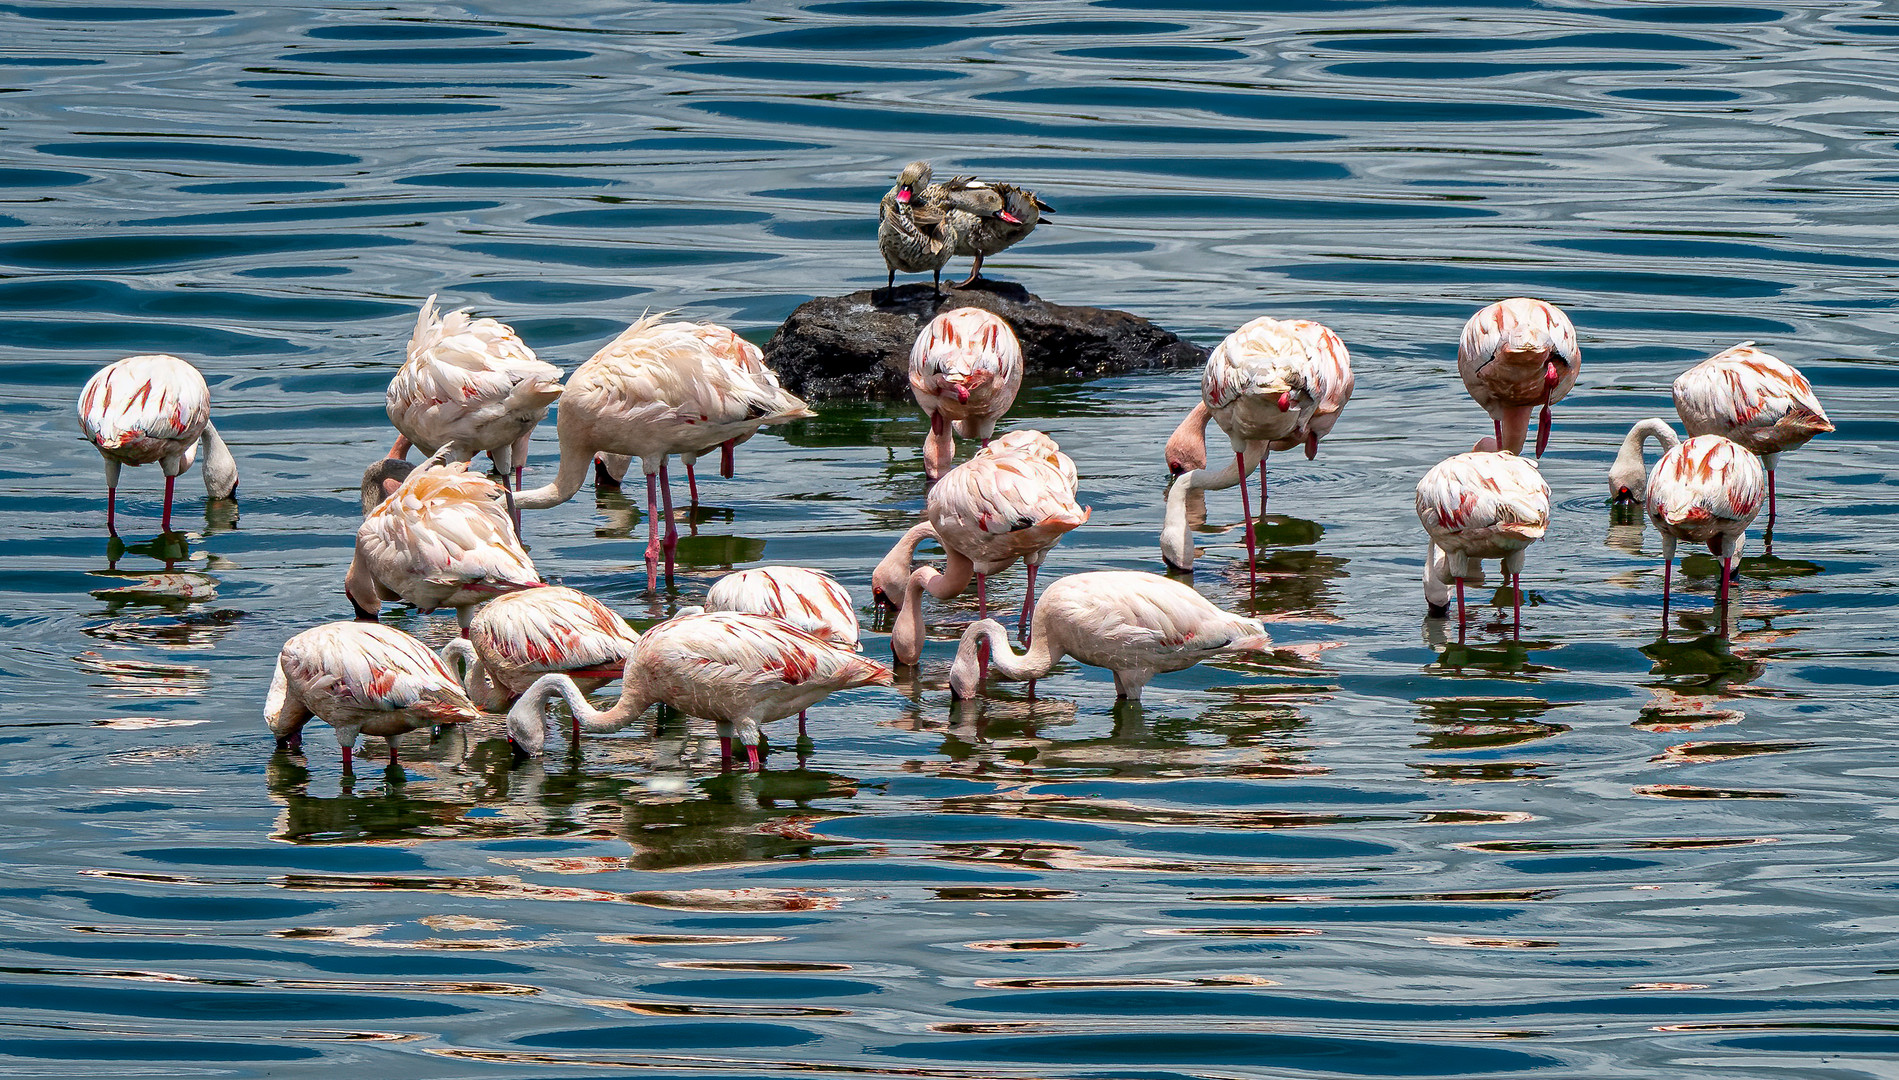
[1415,450,1550,636]
[505,611,893,770]
[385,295,564,487]
[349,458,542,631]
[1672,342,1831,535]
[77,354,238,533]
[515,313,812,591]
[1644,434,1765,628]
[1456,297,1579,457]
[946,571,1273,701]
[877,431,1090,660]
[440,586,640,711]
[705,566,860,651]
[265,621,481,772]
[908,307,1024,479]
[1160,317,1354,576]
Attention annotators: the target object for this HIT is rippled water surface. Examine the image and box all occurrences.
[5,2,1899,1076]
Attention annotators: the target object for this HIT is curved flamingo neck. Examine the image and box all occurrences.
[439,639,503,710]
[873,521,939,602]
[972,616,1056,682]
[199,422,239,498]
[509,672,653,754]
[514,432,596,510]
[1164,401,1213,473]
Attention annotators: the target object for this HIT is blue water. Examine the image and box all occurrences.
[3,2,1897,1077]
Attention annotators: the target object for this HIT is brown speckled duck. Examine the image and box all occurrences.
[879,161,952,297]
[943,178,1054,287]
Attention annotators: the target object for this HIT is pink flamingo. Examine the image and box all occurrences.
[77,354,239,534]
[266,621,481,773]
[1672,342,1831,537]
[349,455,542,635]
[875,431,1089,659]
[1608,417,1681,507]
[1644,434,1765,628]
[515,314,812,591]
[1457,297,1580,458]
[1415,443,1550,639]
[384,295,564,496]
[1160,317,1354,577]
[693,565,860,737]
[504,611,893,770]
[438,585,640,714]
[908,307,1023,479]
[944,571,1273,701]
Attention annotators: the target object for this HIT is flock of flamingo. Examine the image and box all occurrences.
[74,185,1834,776]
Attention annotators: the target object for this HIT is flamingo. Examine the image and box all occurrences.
[944,571,1273,701]
[384,295,564,496]
[1457,297,1580,458]
[265,621,481,773]
[1415,443,1551,638]
[515,314,812,591]
[909,307,1024,479]
[692,565,860,737]
[1672,342,1831,537]
[348,455,543,635]
[1160,317,1354,578]
[1608,417,1682,508]
[77,354,239,534]
[1644,434,1765,628]
[504,611,893,770]
[874,430,1089,659]
[438,585,640,713]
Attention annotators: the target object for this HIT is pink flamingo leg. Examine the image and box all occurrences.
[659,460,678,584]
[644,471,661,592]
[1259,458,1268,513]
[721,439,736,479]
[1455,576,1466,643]
[1512,574,1522,638]
[106,487,117,535]
[797,710,808,738]
[686,460,699,507]
[718,736,732,772]
[340,744,353,774]
[1766,469,1777,542]
[746,743,762,771]
[387,739,400,766]
[161,475,176,532]
[1719,554,1731,623]
[1494,417,1504,453]
[1235,451,1256,581]
[1019,563,1037,646]
[1661,555,1672,633]
[977,573,987,620]
[572,712,581,747]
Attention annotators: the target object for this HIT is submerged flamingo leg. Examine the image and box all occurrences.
[659,459,678,585]
[1661,555,1673,634]
[106,487,117,535]
[798,710,808,739]
[1235,451,1256,582]
[644,471,661,592]
[718,736,732,772]
[1019,563,1037,646]
[1512,574,1522,638]
[1259,458,1268,513]
[1766,469,1777,544]
[340,744,353,774]
[161,475,176,533]
[746,742,762,771]
[1719,554,1732,626]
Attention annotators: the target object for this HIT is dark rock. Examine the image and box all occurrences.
[762,279,1208,400]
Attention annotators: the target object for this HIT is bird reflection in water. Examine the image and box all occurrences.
[1642,632,1764,697]
[1422,632,1561,677]
[82,531,238,690]
[1173,513,1350,621]
[1413,696,1571,753]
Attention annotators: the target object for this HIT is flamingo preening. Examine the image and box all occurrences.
[1415,444,1551,639]
[1160,317,1354,578]
[1643,434,1765,630]
[1672,342,1831,540]
[437,585,640,713]
[909,307,1023,479]
[504,611,892,770]
[77,354,239,534]
[1456,297,1580,458]
[944,571,1273,701]
[514,314,812,591]
[693,565,861,737]
[348,455,542,634]
[266,621,482,773]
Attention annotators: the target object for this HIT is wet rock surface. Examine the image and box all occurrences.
[762,280,1209,399]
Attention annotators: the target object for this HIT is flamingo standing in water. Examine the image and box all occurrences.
[1644,434,1765,629]
[1672,342,1831,538]
[1608,417,1682,508]
[505,611,893,770]
[515,314,812,591]
[438,585,640,714]
[384,296,564,498]
[349,455,542,634]
[944,571,1273,701]
[1457,297,1580,458]
[693,565,860,737]
[1415,443,1551,639]
[266,621,482,773]
[1160,317,1355,578]
[875,430,1089,660]
[909,307,1023,479]
[77,354,239,533]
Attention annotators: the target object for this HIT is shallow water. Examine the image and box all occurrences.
[4,2,1898,1077]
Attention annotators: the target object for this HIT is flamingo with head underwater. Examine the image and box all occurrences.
[78,354,239,534]
[1415,440,1551,639]
[1642,434,1765,630]
[266,621,482,773]
[908,307,1023,480]
[437,585,640,716]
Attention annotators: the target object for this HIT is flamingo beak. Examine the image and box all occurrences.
[1276,391,1292,412]
[953,385,970,404]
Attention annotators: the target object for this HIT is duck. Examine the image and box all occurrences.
[878,160,953,297]
[942,177,1053,288]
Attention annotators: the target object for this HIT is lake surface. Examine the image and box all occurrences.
[3,2,1897,1076]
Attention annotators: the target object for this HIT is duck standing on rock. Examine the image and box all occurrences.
[879,161,952,297]
[943,177,1053,288]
